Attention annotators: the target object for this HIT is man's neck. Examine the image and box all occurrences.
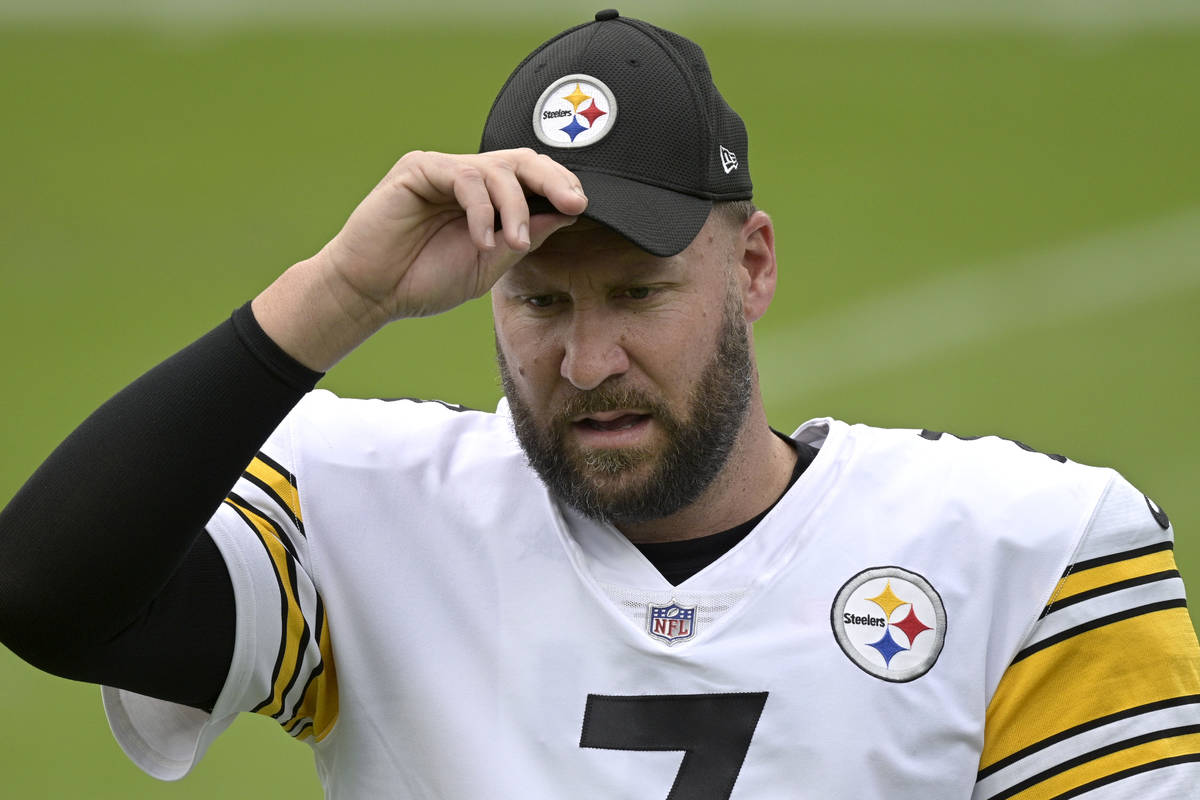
[617,405,797,544]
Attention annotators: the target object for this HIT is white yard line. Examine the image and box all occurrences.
[756,207,1200,402]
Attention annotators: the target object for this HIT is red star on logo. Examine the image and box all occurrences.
[891,605,932,647]
[578,99,607,128]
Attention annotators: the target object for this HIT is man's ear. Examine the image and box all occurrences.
[738,210,777,323]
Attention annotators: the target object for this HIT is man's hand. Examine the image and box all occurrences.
[252,149,586,371]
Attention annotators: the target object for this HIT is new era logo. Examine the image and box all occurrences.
[719,145,738,174]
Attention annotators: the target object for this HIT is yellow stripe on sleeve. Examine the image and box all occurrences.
[1004,732,1200,800]
[981,607,1200,771]
[225,497,309,720]
[288,616,340,742]
[1051,551,1178,605]
[246,456,303,526]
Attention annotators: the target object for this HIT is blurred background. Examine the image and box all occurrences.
[2,1,1198,796]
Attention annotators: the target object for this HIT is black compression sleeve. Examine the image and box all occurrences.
[0,303,322,710]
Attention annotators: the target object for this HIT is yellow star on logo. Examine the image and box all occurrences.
[867,581,907,619]
[562,83,591,112]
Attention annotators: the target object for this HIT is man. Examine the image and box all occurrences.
[1,9,1198,799]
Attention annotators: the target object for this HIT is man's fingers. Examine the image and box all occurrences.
[481,148,585,250]
[485,164,534,251]
[514,152,589,217]
[323,149,589,322]
[397,149,586,254]
[449,166,498,250]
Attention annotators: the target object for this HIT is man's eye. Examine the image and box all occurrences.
[526,295,557,308]
[624,287,652,300]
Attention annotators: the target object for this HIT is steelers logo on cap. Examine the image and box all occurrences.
[831,566,947,682]
[533,74,617,149]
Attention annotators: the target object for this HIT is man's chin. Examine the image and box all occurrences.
[567,445,655,480]
[552,449,664,518]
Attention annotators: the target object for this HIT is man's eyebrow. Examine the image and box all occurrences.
[501,266,559,292]
[602,253,685,279]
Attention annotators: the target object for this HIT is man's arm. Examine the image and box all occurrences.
[0,149,586,708]
[0,306,320,709]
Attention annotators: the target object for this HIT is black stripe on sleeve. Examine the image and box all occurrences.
[284,676,324,737]
[226,491,299,562]
[224,500,291,715]
[1012,599,1189,666]
[244,452,306,537]
[1040,571,1182,619]
[977,695,1200,781]
[1051,753,1200,800]
[254,451,298,488]
[1063,541,1174,577]
[284,665,324,735]
[283,594,327,732]
[240,471,306,539]
[269,549,313,722]
[983,725,1200,800]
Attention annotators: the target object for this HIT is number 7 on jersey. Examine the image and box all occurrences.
[580,692,769,800]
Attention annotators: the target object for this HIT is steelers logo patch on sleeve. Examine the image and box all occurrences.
[831,566,947,682]
[533,74,617,148]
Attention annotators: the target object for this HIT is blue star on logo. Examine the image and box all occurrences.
[559,115,588,142]
[867,628,909,667]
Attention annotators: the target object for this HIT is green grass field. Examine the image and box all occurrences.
[1,14,1198,798]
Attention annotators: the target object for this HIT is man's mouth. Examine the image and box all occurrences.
[571,410,652,434]
[580,414,648,431]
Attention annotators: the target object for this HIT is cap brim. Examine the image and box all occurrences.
[523,171,711,258]
[576,171,713,257]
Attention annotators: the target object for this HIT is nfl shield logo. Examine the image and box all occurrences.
[647,602,697,645]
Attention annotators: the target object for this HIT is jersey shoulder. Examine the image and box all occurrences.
[826,420,1119,533]
[272,389,523,474]
[835,420,1175,595]
[973,463,1199,799]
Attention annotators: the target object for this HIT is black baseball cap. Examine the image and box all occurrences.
[480,9,752,257]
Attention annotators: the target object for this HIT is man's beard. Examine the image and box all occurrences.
[498,294,754,526]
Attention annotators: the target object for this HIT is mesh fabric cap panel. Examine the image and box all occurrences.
[481,17,751,201]
[479,14,752,254]
[656,26,751,198]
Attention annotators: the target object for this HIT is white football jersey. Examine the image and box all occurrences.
[103,391,1200,798]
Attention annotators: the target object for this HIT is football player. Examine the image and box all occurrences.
[2,10,1198,799]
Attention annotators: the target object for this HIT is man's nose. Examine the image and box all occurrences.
[559,311,630,391]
